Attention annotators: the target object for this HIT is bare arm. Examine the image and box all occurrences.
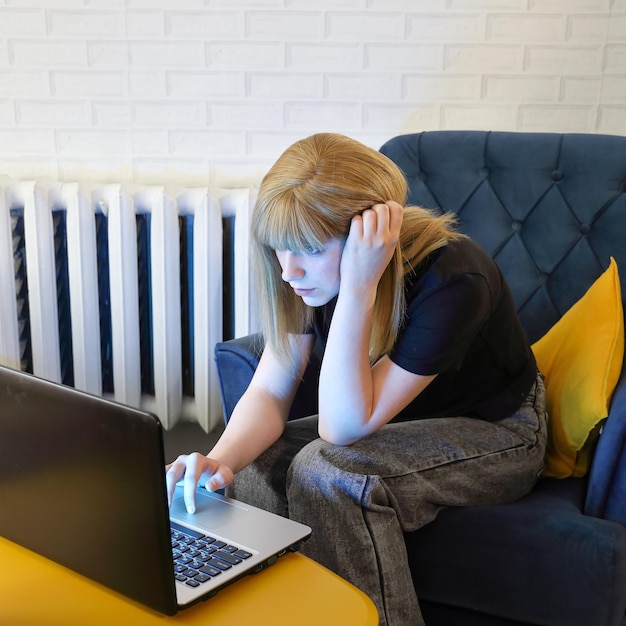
[166,333,314,513]
[318,202,436,445]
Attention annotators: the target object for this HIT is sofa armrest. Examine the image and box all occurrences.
[214,334,321,424]
[585,366,626,524]
[214,334,264,423]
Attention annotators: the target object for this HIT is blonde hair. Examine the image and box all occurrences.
[251,133,463,369]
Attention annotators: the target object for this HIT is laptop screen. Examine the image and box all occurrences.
[0,366,178,614]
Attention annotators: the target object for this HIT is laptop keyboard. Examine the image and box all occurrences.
[171,521,253,588]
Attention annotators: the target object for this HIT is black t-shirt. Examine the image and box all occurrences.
[312,237,537,422]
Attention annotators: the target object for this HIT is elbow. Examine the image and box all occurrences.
[317,420,364,447]
[317,402,376,446]
[319,432,357,447]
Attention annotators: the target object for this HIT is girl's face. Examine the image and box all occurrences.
[275,238,345,307]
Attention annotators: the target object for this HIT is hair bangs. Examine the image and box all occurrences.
[255,193,343,252]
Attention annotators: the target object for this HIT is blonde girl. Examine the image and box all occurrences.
[167,133,547,626]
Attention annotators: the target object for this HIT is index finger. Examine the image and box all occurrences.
[165,453,217,514]
[181,453,219,514]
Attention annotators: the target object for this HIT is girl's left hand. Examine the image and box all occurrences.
[340,200,403,296]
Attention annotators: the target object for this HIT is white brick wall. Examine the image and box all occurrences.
[0,1,623,186]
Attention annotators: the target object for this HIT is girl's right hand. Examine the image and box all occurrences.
[165,453,234,515]
[340,200,403,297]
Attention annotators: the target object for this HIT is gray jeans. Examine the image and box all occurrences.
[227,371,548,626]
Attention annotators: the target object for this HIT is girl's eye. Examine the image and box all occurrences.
[304,245,322,255]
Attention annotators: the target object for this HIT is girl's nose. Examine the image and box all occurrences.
[280,251,305,282]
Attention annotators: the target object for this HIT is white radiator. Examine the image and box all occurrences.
[0,178,255,432]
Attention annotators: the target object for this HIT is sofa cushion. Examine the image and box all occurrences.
[408,478,626,626]
[532,258,624,478]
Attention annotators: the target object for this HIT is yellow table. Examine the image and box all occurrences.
[0,536,378,625]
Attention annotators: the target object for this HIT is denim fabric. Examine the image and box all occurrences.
[227,371,548,626]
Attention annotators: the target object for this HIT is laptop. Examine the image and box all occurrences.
[0,365,311,615]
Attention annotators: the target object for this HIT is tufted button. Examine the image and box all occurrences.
[620,180,626,193]
[511,221,522,232]
[479,167,489,176]
[580,223,591,235]
[417,171,426,182]
[551,170,564,182]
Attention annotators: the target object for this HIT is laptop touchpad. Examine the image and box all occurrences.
[170,490,247,531]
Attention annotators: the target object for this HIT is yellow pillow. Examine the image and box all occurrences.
[532,258,624,478]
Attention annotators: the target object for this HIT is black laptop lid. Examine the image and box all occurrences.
[0,365,178,615]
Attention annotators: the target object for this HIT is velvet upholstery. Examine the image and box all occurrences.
[214,131,626,626]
